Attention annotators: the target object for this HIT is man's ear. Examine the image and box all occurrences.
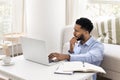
[84,30,88,35]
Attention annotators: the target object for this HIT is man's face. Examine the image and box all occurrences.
[73,24,86,41]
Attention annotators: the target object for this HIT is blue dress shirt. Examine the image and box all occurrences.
[69,36,104,80]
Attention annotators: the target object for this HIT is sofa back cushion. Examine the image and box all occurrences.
[95,17,120,45]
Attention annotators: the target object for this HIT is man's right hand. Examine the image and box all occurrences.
[48,53,70,61]
[69,37,78,53]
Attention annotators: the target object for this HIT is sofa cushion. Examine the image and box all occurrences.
[62,25,74,46]
[96,17,120,45]
[62,42,70,54]
[101,43,120,73]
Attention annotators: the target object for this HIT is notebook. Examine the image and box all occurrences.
[54,61,106,74]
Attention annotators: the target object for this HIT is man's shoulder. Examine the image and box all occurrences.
[92,37,104,47]
[94,41,104,50]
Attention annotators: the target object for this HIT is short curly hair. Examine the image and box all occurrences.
[76,17,93,33]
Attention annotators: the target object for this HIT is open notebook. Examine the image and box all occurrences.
[54,61,106,75]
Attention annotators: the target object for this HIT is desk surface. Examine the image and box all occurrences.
[0,55,94,80]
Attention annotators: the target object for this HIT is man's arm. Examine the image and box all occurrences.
[70,43,104,65]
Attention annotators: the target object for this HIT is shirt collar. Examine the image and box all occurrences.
[79,36,95,46]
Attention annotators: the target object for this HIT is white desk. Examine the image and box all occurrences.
[0,55,94,80]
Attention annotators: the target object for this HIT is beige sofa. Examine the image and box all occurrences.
[61,24,120,80]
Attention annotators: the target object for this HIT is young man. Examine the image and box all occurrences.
[48,17,104,80]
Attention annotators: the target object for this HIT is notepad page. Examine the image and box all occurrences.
[54,64,73,75]
[62,61,86,72]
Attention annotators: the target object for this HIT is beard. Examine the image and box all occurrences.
[77,34,84,41]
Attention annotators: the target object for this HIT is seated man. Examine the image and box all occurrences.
[48,17,104,80]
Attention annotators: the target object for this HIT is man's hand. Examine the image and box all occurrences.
[48,52,70,61]
[69,37,78,53]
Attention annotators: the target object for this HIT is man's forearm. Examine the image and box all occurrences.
[69,44,74,53]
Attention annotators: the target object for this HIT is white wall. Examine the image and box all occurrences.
[24,0,65,54]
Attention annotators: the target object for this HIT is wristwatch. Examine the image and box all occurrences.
[68,50,74,54]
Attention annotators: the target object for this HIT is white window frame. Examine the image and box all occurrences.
[88,0,120,4]
[0,0,24,37]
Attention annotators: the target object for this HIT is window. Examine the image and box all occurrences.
[0,0,12,38]
[83,0,120,19]
[0,0,24,41]
[0,0,24,57]
[66,0,120,25]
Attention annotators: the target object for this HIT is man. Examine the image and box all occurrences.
[48,17,104,80]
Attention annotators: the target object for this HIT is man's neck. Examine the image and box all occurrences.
[80,35,91,45]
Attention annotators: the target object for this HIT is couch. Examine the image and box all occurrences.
[61,23,120,80]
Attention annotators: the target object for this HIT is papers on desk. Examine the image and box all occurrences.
[54,61,106,75]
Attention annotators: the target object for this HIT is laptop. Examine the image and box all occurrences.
[20,37,56,66]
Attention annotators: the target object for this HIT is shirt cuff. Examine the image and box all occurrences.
[69,54,76,61]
